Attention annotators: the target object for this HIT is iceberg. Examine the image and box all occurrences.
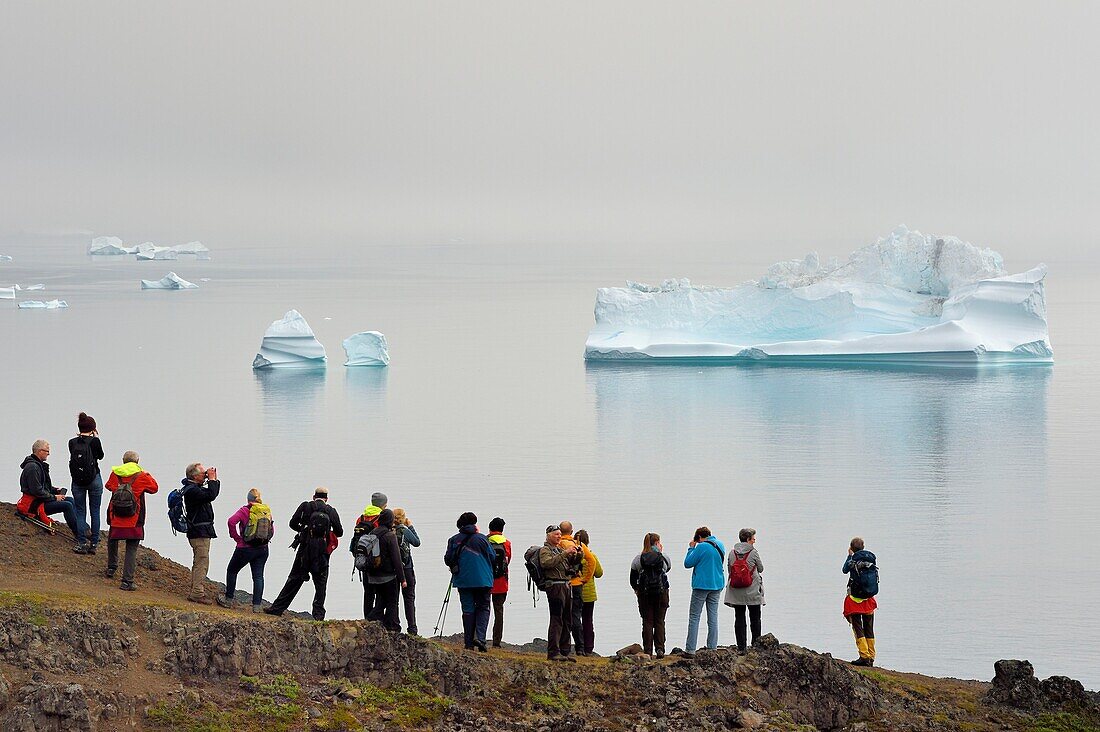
[0,287,13,300]
[18,300,68,309]
[88,236,133,255]
[135,243,178,261]
[140,272,198,290]
[342,331,390,367]
[252,310,327,369]
[585,226,1053,366]
[11,284,45,291]
[0,255,12,262]
[174,241,211,259]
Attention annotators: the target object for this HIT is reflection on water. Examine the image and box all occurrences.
[253,369,327,436]
[344,367,389,411]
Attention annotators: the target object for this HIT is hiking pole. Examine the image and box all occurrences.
[433,579,453,637]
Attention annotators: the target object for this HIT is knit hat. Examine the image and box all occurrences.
[489,517,505,532]
[378,508,394,528]
[371,492,387,508]
[314,486,329,498]
[77,412,96,433]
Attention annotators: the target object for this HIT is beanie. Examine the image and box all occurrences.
[489,517,505,532]
[371,492,388,508]
[78,412,96,433]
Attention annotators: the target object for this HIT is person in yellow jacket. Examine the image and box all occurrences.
[559,521,595,655]
[576,529,603,656]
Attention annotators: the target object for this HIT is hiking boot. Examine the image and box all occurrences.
[655,651,665,659]
[850,657,872,667]
[87,544,98,555]
[251,605,264,614]
[262,607,282,616]
[187,594,214,606]
[680,651,696,660]
[551,655,576,663]
[215,595,236,609]
[72,542,90,554]
[119,582,137,592]
[104,568,116,579]
[473,639,488,653]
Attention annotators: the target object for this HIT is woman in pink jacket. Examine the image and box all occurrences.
[218,488,274,611]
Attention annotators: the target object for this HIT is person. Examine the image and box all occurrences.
[181,462,221,604]
[365,509,406,631]
[443,512,495,652]
[723,527,764,654]
[68,413,105,554]
[393,508,421,635]
[486,516,511,647]
[683,525,725,658]
[103,451,159,590]
[575,529,603,656]
[559,520,594,655]
[218,488,274,612]
[19,439,86,552]
[538,525,582,661]
[266,487,344,620]
[351,491,388,617]
[630,532,671,658]
[843,537,879,667]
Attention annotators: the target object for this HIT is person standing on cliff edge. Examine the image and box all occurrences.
[843,536,879,667]
[181,462,221,604]
[266,487,343,620]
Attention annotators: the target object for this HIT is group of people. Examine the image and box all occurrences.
[16,415,880,668]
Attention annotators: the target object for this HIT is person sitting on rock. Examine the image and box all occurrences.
[266,487,343,620]
[723,527,764,655]
[630,532,671,658]
[843,536,879,667]
[444,512,495,652]
[19,439,87,552]
[104,451,159,591]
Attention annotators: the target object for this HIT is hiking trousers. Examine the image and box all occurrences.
[732,604,762,652]
[570,585,585,652]
[491,591,506,646]
[637,589,669,656]
[188,537,211,598]
[269,552,330,620]
[225,545,269,606]
[545,582,573,658]
[457,587,491,648]
[581,600,596,655]
[43,497,83,543]
[401,566,418,635]
[367,578,402,632]
[107,538,139,584]
[71,474,103,547]
[686,588,721,652]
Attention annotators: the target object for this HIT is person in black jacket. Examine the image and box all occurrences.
[266,487,344,620]
[68,413,104,554]
[364,508,406,632]
[19,439,86,552]
[181,462,221,604]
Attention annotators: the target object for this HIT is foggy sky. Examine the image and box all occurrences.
[1,2,1097,261]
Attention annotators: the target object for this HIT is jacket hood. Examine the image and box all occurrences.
[733,542,755,554]
[459,524,478,535]
[487,532,507,543]
[362,505,382,517]
[20,455,40,469]
[112,463,143,478]
[377,509,394,528]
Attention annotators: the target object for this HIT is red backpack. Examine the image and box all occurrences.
[729,550,755,589]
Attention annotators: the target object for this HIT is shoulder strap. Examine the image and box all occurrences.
[705,538,724,561]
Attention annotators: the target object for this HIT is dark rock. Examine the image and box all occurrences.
[616,643,645,657]
[986,659,1097,713]
[754,633,779,650]
[2,682,93,732]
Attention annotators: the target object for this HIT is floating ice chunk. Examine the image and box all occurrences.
[11,284,46,291]
[174,241,209,255]
[342,332,390,367]
[140,272,199,290]
[88,236,130,255]
[18,299,68,309]
[135,243,178,261]
[252,310,327,369]
[0,255,12,262]
[0,287,13,300]
[585,227,1052,365]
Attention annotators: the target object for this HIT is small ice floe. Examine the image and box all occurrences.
[18,300,68,309]
[0,255,12,262]
[88,236,132,255]
[12,284,45,291]
[135,243,178,261]
[0,287,14,300]
[140,272,199,290]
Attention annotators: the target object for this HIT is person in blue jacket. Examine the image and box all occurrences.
[444,512,496,652]
[682,525,726,657]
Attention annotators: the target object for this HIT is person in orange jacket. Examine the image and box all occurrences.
[104,451,159,591]
[559,520,595,656]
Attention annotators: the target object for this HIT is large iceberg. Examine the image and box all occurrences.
[88,236,134,255]
[18,299,68,309]
[252,310,327,369]
[141,272,198,290]
[585,226,1053,365]
[342,331,390,366]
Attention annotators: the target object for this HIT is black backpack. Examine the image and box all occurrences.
[110,475,138,519]
[308,505,332,541]
[637,552,667,595]
[69,439,98,487]
[490,541,508,580]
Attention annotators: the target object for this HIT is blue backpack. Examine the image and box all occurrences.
[166,485,191,535]
[848,551,879,599]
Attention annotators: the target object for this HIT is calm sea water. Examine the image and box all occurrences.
[2,235,1097,687]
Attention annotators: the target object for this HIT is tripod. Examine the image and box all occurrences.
[433,579,454,637]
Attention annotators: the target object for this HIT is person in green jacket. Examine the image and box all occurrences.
[575,529,604,656]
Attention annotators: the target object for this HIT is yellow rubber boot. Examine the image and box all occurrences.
[854,636,869,659]
[866,638,876,660]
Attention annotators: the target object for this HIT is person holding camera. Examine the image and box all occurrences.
[267,487,344,620]
[443,512,495,652]
[181,462,221,604]
[539,524,582,661]
[683,525,726,658]
[19,439,86,551]
[68,412,105,554]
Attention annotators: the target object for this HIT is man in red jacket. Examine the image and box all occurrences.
[487,516,511,648]
[104,451,159,591]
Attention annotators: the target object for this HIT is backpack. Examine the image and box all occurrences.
[242,503,273,546]
[308,505,332,541]
[354,532,382,573]
[167,485,190,534]
[490,541,508,580]
[445,534,475,576]
[729,550,755,589]
[396,527,412,566]
[849,553,879,599]
[636,552,667,595]
[349,513,379,554]
[68,439,98,487]
[110,475,138,519]
[524,545,550,591]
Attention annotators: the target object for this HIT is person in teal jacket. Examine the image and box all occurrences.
[443,512,495,651]
[682,526,726,657]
